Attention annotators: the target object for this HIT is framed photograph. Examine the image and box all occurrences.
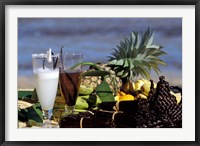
[1,0,199,145]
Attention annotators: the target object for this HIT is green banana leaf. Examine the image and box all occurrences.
[96,79,115,102]
[18,89,38,103]
[18,91,32,100]
[18,103,43,127]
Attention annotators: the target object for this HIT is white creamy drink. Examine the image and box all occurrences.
[34,68,59,110]
[32,49,60,128]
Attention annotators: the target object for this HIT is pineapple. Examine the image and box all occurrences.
[108,28,167,92]
[81,63,122,95]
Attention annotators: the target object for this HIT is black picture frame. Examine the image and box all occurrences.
[1,0,199,146]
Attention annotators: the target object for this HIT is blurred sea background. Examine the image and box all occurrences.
[18,18,182,89]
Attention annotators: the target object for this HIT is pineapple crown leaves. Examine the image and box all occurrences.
[108,28,167,81]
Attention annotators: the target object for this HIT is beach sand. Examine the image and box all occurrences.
[18,74,182,90]
[18,76,35,89]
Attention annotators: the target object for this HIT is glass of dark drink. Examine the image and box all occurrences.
[59,52,83,115]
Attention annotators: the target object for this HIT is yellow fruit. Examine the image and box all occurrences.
[118,91,126,96]
[120,95,134,101]
[141,82,157,96]
[115,91,135,101]
[141,79,151,83]
[136,93,148,99]
[175,93,182,104]
[140,83,150,96]
[170,91,182,104]
[134,79,145,91]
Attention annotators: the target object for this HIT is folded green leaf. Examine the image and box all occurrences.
[18,91,32,100]
[18,108,28,122]
[18,103,43,125]
[27,103,43,123]
[96,79,115,102]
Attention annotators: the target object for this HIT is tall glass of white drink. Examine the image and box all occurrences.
[32,49,59,128]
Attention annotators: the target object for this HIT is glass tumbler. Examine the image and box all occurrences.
[59,52,83,115]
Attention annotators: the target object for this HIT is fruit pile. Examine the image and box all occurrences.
[59,76,182,128]
[58,28,182,128]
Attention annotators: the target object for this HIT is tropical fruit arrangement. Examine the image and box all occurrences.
[58,28,182,128]
[60,76,182,128]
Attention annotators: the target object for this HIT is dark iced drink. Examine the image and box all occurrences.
[59,70,81,106]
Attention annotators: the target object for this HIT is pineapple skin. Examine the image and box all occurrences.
[81,63,122,95]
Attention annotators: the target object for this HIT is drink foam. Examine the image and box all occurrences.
[34,67,59,80]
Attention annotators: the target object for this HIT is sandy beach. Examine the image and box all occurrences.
[18,73,182,90]
[18,76,35,89]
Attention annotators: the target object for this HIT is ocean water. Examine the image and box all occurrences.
[18,18,182,88]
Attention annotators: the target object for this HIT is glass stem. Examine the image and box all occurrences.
[42,109,52,128]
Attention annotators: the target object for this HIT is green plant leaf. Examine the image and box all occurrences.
[18,103,43,125]
[18,108,28,122]
[137,66,151,79]
[107,28,167,81]
[130,32,135,47]
[108,59,117,64]
[146,45,160,49]
[69,62,101,70]
[124,59,129,67]
[120,40,126,49]
[145,48,158,56]
[18,91,32,100]
[152,50,167,56]
[146,31,155,48]
[117,69,124,76]
[138,45,146,54]
[27,103,43,123]
[150,58,167,66]
[146,55,159,60]
[127,58,134,69]
[121,72,129,78]
[135,33,141,49]
[116,59,124,66]
[96,79,115,102]
[152,65,161,75]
